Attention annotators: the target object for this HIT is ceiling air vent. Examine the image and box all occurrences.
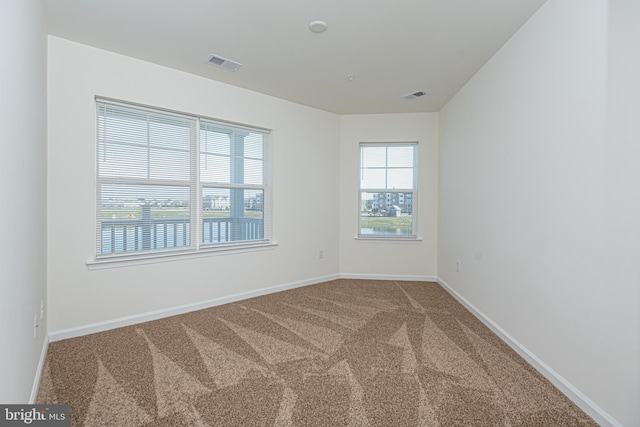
[207,54,242,71]
[402,91,428,100]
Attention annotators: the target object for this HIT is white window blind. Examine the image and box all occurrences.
[359,143,417,238]
[95,99,270,259]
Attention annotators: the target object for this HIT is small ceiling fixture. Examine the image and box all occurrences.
[206,54,242,71]
[402,90,428,100]
[309,20,328,33]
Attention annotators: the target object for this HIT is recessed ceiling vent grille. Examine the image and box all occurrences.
[402,91,428,100]
[207,54,242,71]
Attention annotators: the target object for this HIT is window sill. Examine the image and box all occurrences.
[86,241,278,270]
[354,236,423,243]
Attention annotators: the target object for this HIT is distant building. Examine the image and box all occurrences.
[203,195,230,211]
[371,192,413,214]
[246,192,263,211]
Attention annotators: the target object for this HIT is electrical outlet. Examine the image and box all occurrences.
[456,260,461,273]
[319,249,324,259]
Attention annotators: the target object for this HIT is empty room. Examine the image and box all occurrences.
[1,0,638,426]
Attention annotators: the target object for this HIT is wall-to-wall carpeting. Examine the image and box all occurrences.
[37,279,596,426]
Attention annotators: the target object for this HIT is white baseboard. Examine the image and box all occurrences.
[49,274,340,342]
[29,335,49,404]
[436,277,621,427]
[340,273,437,282]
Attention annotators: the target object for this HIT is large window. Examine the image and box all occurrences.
[95,99,270,260]
[359,142,417,238]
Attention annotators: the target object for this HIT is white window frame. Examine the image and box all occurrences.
[358,142,418,240]
[88,98,274,269]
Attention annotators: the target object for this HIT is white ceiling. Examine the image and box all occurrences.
[43,0,546,115]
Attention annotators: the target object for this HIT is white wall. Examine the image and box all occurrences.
[602,0,640,423]
[438,0,639,425]
[47,36,340,333]
[0,0,48,403]
[339,113,438,278]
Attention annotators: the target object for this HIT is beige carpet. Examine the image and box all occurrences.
[37,279,597,426]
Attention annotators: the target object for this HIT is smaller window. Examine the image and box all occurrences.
[359,142,417,238]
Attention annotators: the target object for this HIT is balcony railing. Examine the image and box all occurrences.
[101,216,263,255]
[202,216,263,243]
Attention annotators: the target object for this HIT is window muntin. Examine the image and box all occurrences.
[359,143,417,238]
[96,99,270,258]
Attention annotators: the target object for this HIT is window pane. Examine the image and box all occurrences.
[200,126,231,155]
[200,124,266,186]
[97,103,194,182]
[202,188,264,244]
[97,108,147,146]
[244,158,263,185]
[149,117,192,151]
[361,146,387,168]
[150,148,190,180]
[99,184,190,255]
[98,143,148,179]
[360,144,415,190]
[387,168,413,189]
[387,146,414,167]
[244,133,264,159]
[359,192,413,236]
[200,154,231,183]
[361,168,386,189]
